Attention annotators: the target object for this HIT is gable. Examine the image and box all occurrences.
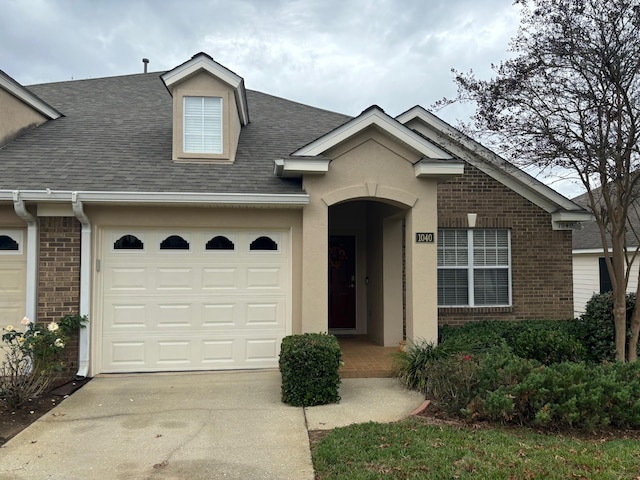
[324,128,422,165]
[396,106,593,230]
[276,106,465,181]
[0,70,61,147]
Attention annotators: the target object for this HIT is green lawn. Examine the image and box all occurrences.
[312,418,640,479]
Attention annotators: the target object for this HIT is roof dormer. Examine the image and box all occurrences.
[161,52,249,164]
[0,70,62,147]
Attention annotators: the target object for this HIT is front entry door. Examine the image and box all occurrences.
[328,235,356,329]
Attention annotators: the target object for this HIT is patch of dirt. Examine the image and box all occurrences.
[308,429,332,448]
[0,391,63,446]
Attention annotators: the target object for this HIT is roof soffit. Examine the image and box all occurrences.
[161,52,249,125]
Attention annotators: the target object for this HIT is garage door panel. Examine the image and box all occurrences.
[101,228,290,373]
[102,332,285,372]
[245,301,283,326]
[157,341,192,364]
[246,338,280,362]
[158,304,193,327]
[202,339,235,364]
[107,303,147,328]
[246,266,283,290]
[202,303,236,326]
[109,341,146,366]
[106,267,148,291]
[0,268,25,292]
[202,267,240,290]
[156,267,194,290]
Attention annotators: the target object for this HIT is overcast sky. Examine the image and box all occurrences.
[0,0,584,197]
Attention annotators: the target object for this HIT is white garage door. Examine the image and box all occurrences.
[0,229,27,327]
[100,228,290,373]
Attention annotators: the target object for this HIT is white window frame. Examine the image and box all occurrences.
[437,229,512,307]
[183,96,223,154]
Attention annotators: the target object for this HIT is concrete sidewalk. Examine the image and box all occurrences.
[0,371,423,480]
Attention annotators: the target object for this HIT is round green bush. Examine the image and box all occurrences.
[575,292,637,363]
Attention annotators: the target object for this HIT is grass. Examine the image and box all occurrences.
[312,418,640,479]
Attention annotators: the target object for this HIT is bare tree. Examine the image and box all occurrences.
[439,0,640,361]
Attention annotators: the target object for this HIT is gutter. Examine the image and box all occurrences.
[71,192,91,379]
[11,191,38,325]
[0,190,310,206]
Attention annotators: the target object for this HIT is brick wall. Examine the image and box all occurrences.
[437,164,574,325]
[37,217,81,381]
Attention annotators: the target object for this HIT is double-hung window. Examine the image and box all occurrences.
[437,229,511,307]
[183,96,222,154]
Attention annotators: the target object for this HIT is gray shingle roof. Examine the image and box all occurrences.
[572,190,640,250]
[0,71,351,194]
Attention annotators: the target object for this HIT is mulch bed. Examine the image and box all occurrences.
[0,378,91,446]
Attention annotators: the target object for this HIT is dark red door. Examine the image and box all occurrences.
[328,235,356,329]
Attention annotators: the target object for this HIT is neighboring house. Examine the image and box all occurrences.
[572,193,640,316]
[0,52,592,378]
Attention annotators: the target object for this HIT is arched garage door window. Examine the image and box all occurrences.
[250,236,277,251]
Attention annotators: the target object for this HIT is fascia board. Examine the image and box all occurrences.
[572,248,610,255]
[161,56,249,125]
[553,211,595,223]
[399,106,587,214]
[414,160,465,178]
[273,158,330,177]
[552,210,594,230]
[293,109,453,159]
[0,190,309,206]
[0,71,62,120]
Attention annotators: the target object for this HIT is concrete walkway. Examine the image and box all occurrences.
[0,371,423,480]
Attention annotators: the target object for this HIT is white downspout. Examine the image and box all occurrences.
[12,191,38,325]
[72,192,91,378]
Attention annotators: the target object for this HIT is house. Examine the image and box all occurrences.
[0,52,592,378]
[572,192,639,316]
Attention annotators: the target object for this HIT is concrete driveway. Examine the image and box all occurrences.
[0,371,423,480]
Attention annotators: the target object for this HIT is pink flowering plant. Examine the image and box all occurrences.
[1,314,86,408]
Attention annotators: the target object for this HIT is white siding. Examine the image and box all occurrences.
[573,252,640,316]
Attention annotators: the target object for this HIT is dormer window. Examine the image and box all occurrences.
[162,53,250,164]
[184,96,222,154]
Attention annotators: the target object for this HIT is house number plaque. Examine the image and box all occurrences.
[415,232,434,243]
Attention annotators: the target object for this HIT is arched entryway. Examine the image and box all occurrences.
[328,199,406,346]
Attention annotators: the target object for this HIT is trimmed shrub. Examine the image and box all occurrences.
[279,333,341,407]
[439,320,583,365]
[574,292,637,363]
[510,327,586,364]
[471,361,640,430]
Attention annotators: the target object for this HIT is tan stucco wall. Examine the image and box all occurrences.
[169,71,241,163]
[302,129,439,344]
[86,205,303,334]
[366,202,404,346]
[0,88,48,146]
[0,205,26,227]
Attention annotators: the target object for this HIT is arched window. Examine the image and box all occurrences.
[0,235,19,251]
[160,235,190,250]
[113,234,144,250]
[206,236,234,250]
[250,236,277,251]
